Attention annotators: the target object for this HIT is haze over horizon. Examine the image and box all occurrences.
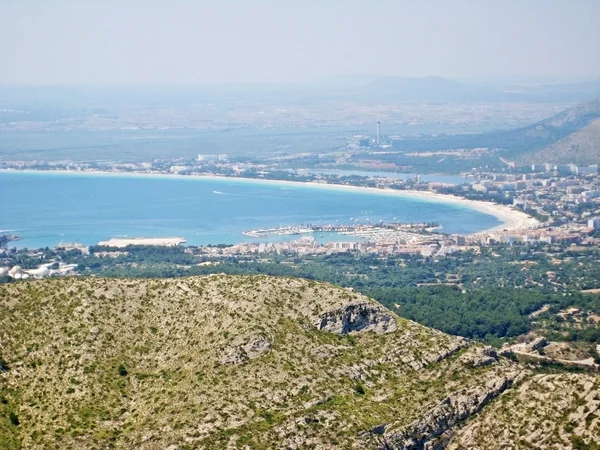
[1,0,599,85]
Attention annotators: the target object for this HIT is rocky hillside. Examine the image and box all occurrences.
[448,373,600,449]
[0,275,597,449]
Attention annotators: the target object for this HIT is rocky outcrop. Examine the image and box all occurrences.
[459,346,498,368]
[375,337,469,372]
[377,369,524,450]
[499,336,548,356]
[315,302,398,335]
[336,338,470,381]
[220,334,271,364]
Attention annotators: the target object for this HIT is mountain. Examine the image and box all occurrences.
[1,275,597,448]
[465,96,600,163]
[390,97,600,166]
[362,75,468,93]
[520,115,600,165]
[497,96,600,164]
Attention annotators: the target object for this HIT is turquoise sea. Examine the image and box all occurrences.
[1,171,500,249]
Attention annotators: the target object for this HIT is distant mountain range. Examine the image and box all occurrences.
[2,75,599,108]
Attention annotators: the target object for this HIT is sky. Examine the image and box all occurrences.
[1,0,599,84]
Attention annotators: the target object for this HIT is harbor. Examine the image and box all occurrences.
[242,222,438,238]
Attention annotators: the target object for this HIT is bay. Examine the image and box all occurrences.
[1,171,500,249]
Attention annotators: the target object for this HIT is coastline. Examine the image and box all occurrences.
[0,169,539,234]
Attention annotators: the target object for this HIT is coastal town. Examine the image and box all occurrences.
[2,156,600,280]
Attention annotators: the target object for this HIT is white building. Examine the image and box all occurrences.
[575,165,598,175]
[588,218,600,230]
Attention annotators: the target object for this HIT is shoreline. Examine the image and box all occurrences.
[0,168,539,234]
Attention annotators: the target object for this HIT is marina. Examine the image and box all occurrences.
[242,222,437,238]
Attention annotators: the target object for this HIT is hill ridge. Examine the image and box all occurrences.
[1,275,598,448]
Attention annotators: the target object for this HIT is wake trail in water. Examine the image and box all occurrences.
[213,190,282,200]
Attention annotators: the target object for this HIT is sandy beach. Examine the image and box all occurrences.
[1,169,539,234]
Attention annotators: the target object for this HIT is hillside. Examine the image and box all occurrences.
[522,116,600,164]
[0,275,598,449]
[477,96,600,163]
[387,97,600,167]
[448,373,600,449]
[511,97,600,164]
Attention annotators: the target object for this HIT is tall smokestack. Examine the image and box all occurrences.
[376,121,381,146]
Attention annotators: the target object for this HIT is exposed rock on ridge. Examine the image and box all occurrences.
[315,301,399,335]
[459,346,498,368]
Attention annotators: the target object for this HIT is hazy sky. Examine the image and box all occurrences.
[1,0,599,84]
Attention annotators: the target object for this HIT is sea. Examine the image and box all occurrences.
[1,171,500,249]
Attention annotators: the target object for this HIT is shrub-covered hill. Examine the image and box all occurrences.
[522,116,600,165]
[502,96,600,164]
[387,97,600,167]
[0,275,597,449]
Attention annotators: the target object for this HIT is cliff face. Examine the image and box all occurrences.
[0,275,596,449]
[315,301,399,335]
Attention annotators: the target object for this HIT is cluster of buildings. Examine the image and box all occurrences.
[193,234,470,258]
[465,223,599,246]
[471,164,599,198]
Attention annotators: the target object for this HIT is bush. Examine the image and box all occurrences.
[118,364,128,376]
[9,411,19,426]
[354,383,366,395]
